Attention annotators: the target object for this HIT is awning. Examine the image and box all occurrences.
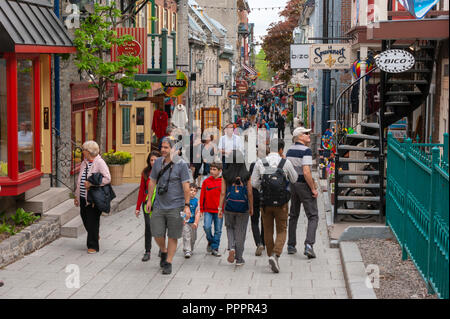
[0,0,75,53]
[242,63,258,76]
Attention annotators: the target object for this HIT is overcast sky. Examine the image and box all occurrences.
[247,0,289,52]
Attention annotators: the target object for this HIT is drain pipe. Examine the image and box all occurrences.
[54,0,61,187]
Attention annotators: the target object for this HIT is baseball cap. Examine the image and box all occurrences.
[293,127,312,137]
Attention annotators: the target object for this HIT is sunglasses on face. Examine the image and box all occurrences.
[304,132,310,136]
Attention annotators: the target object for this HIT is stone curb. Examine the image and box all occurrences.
[0,215,60,268]
[339,226,394,242]
[340,241,377,299]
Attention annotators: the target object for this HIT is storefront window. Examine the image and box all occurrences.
[0,59,7,177]
[17,59,35,173]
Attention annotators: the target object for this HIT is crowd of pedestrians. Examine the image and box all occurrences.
[72,89,319,275]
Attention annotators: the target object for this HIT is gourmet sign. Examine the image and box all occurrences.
[309,44,351,69]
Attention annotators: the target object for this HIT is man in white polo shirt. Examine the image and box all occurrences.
[286,127,318,259]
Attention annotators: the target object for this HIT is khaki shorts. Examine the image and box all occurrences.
[150,206,185,239]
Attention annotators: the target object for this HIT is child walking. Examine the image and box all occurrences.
[183,183,201,258]
[200,162,223,257]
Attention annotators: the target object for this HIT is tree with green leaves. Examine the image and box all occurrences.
[255,48,275,82]
[73,3,151,152]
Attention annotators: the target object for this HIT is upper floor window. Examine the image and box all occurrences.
[136,2,146,28]
[172,12,177,31]
[164,9,168,29]
[155,5,160,33]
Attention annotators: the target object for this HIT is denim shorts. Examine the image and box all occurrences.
[150,206,185,239]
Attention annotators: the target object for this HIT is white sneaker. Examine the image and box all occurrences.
[269,255,280,273]
[184,251,192,258]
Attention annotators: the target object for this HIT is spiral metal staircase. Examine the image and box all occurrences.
[333,39,437,222]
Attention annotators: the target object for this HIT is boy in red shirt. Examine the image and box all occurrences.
[200,162,223,257]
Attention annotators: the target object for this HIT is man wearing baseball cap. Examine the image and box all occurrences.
[286,127,318,259]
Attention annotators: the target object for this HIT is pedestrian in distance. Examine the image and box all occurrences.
[218,150,254,266]
[74,141,112,254]
[286,127,319,259]
[251,139,298,273]
[218,123,245,169]
[200,162,224,257]
[135,150,161,262]
[145,136,192,275]
[182,183,201,258]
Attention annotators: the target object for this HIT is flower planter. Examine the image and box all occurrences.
[109,165,124,186]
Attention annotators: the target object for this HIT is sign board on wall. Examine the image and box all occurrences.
[309,44,351,69]
[112,28,147,74]
[290,44,310,69]
[208,87,223,96]
[389,117,408,140]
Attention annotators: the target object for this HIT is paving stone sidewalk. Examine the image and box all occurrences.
[0,130,348,299]
[0,187,347,299]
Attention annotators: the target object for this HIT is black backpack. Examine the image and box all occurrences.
[261,158,290,207]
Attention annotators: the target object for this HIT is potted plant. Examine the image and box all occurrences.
[103,150,132,185]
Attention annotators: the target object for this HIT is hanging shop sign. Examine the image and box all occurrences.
[309,44,351,69]
[228,92,240,99]
[397,0,440,19]
[290,44,311,69]
[293,90,307,102]
[236,80,248,94]
[287,85,295,95]
[375,49,415,73]
[163,70,188,97]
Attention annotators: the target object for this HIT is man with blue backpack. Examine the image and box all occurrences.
[251,139,298,273]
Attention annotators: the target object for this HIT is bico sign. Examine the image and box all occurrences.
[375,49,415,73]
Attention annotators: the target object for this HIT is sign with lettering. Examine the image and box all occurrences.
[163,70,188,97]
[290,44,310,69]
[236,80,248,94]
[309,44,351,69]
[228,92,239,99]
[375,49,415,73]
[112,28,147,74]
[117,40,142,57]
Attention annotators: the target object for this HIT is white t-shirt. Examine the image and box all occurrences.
[218,134,244,154]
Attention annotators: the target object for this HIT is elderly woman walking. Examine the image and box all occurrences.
[74,141,111,254]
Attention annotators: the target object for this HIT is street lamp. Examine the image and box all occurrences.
[196,60,204,73]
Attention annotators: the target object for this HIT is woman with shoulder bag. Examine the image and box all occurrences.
[135,150,161,262]
[74,141,111,254]
[218,150,253,266]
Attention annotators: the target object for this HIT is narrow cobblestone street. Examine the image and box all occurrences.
[0,131,347,299]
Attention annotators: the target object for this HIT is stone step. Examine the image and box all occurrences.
[337,209,380,215]
[337,196,380,202]
[337,183,380,188]
[360,122,379,129]
[386,91,422,96]
[60,215,86,238]
[346,134,380,141]
[24,177,51,200]
[338,170,380,176]
[339,145,379,152]
[43,199,79,226]
[338,158,378,163]
[19,187,71,215]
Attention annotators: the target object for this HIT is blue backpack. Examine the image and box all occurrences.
[225,177,249,213]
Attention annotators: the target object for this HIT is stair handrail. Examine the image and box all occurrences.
[51,127,84,193]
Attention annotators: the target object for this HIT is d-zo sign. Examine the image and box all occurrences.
[375,49,415,73]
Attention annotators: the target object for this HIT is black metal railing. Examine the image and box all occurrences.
[51,127,83,193]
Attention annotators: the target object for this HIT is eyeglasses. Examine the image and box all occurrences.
[304,132,310,136]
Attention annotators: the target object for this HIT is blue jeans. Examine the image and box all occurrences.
[203,212,223,250]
